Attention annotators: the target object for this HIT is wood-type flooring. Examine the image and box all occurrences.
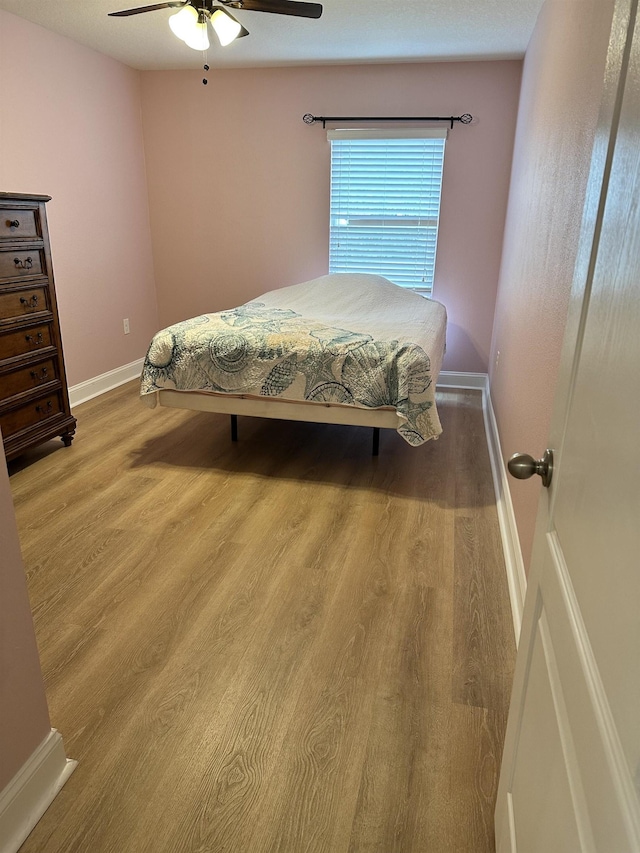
[9,383,515,853]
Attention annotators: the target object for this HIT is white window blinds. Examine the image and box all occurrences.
[328,128,447,294]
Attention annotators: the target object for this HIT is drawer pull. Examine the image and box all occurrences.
[8,219,20,229]
[25,332,44,345]
[30,367,49,383]
[35,400,53,415]
[14,256,33,270]
[20,294,39,308]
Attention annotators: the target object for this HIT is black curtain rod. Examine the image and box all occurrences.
[303,112,473,129]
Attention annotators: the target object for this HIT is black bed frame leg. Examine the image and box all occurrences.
[230,414,238,442]
[372,427,380,457]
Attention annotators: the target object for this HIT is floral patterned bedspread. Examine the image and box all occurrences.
[141,275,446,445]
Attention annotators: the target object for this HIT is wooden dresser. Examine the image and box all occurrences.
[0,193,76,460]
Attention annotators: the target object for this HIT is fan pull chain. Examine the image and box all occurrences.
[202,43,209,85]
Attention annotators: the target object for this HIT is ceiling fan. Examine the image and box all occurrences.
[108,0,323,50]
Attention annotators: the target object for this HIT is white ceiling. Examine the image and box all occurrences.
[0,0,544,71]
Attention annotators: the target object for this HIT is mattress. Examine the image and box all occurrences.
[140,274,447,445]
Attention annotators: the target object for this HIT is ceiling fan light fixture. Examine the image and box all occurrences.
[168,4,198,41]
[183,12,210,50]
[210,7,245,46]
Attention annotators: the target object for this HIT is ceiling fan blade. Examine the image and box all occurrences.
[227,0,322,19]
[108,1,187,17]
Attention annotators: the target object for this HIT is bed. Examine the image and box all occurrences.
[140,273,447,452]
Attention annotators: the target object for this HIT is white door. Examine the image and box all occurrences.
[495,0,640,850]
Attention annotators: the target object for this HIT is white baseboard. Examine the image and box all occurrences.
[70,365,484,408]
[438,371,526,645]
[481,379,527,644]
[69,358,144,408]
[437,370,488,390]
[0,729,76,853]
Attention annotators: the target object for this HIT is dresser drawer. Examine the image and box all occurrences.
[0,324,54,362]
[0,287,49,321]
[0,391,63,439]
[0,358,58,401]
[0,248,45,282]
[0,209,39,241]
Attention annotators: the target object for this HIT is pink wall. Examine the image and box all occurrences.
[0,10,159,386]
[140,60,521,373]
[489,0,616,571]
[0,13,521,380]
[0,439,51,791]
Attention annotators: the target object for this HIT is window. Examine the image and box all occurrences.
[328,128,447,295]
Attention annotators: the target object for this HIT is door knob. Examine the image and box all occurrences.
[507,449,553,488]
